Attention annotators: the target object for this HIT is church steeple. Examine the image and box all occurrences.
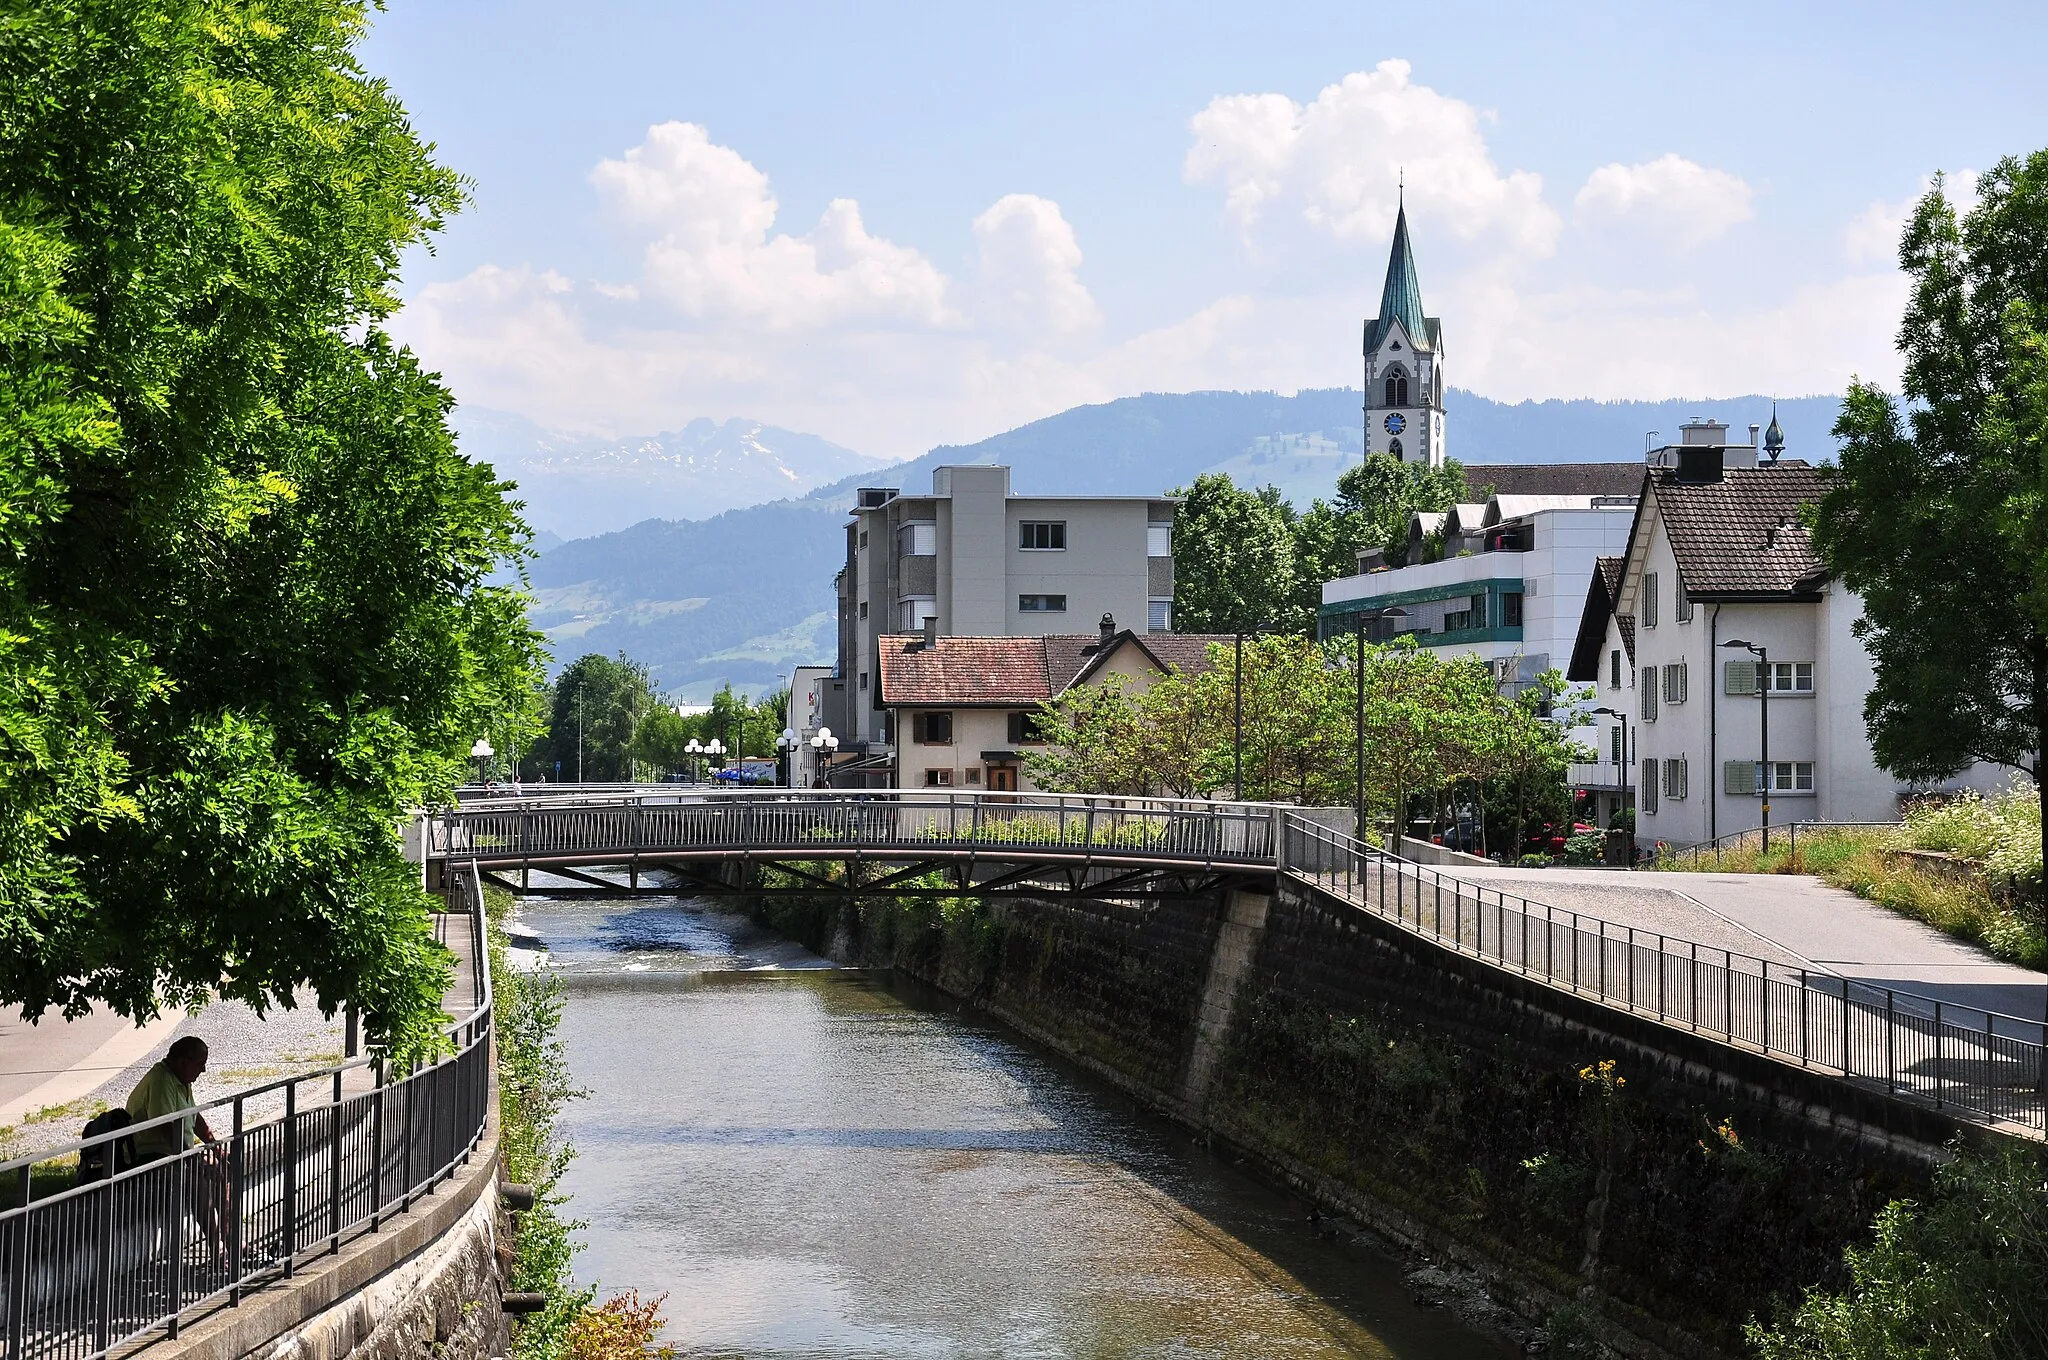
[1362,196,1446,468]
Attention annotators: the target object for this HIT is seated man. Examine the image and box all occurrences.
[125,1035,216,1162]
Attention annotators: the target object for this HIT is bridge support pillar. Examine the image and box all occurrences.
[1178,888,1272,1112]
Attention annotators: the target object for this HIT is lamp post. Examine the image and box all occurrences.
[776,727,799,787]
[1233,630,1245,797]
[1592,705,1632,844]
[1723,639,1771,852]
[704,737,726,780]
[1353,606,1408,839]
[809,727,839,787]
[685,737,703,784]
[469,737,494,786]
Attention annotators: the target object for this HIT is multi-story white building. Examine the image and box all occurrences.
[1569,426,1995,850]
[829,464,1176,771]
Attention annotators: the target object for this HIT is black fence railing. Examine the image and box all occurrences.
[433,789,1280,869]
[0,865,494,1360]
[1657,820,1905,869]
[1281,819,2048,1135]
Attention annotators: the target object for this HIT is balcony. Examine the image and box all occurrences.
[1568,761,1629,791]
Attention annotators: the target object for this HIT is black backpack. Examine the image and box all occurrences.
[77,1109,136,1184]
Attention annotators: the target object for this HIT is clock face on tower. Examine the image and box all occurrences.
[1384,413,1406,436]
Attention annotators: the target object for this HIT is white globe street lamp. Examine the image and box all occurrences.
[469,737,494,786]
[809,726,839,788]
[775,727,799,787]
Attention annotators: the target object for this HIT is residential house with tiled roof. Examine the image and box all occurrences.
[872,616,1233,792]
[1591,445,1992,851]
[1565,556,1637,828]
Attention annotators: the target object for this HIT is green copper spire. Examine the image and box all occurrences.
[1363,200,1434,354]
[1763,401,1785,460]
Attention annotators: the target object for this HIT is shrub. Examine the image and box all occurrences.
[1563,831,1604,866]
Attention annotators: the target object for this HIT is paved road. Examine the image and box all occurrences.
[1444,866,2048,1026]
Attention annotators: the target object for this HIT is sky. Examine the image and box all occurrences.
[362,1,2048,460]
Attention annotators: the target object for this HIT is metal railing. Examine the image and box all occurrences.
[1282,818,2048,1135]
[431,789,1279,869]
[1656,820,1904,869]
[0,865,495,1360]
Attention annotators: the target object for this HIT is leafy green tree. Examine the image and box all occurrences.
[1333,454,1469,566]
[631,707,692,780]
[1748,1147,2048,1360]
[0,0,542,1054]
[530,655,655,783]
[1170,473,1300,633]
[1024,674,1149,795]
[1811,157,2048,891]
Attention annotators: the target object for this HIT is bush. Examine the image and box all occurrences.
[1904,785,2043,893]
[1563,831,1605,866]
[1517,853,1551,868]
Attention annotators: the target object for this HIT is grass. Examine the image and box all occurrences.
[1656,827,2046,970]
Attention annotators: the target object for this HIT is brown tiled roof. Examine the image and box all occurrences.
[878,631,1235,706]
[1567,556,1631,682]
[1463,463,1644,500]
[1650,463,1826,597]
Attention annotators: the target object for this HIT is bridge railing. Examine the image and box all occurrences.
[432,789,1278,867]
[0,865,495,1360]
[1282,818,2048,1136]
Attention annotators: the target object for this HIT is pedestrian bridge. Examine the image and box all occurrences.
[430,788,2047,1142]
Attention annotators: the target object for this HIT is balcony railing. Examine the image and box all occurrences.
[1568,761,1630,790]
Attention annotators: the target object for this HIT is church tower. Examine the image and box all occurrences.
[1362,198,1445,468]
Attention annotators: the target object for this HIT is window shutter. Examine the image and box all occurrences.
[1675,587,1694,623]
[1725,659,1757,695]
[912,712,927,743]
[1675,662,1688,704]
[1677,758,1689,800]
[1643,572,1659,627]
[1640,670,1658,721]
[1723,760,1755,796]
[1642,759,1658,813]
[1609,649,1621,689]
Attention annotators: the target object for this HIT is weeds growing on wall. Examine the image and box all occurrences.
[485,886,593,1360]
[1747,1145,2048,1360]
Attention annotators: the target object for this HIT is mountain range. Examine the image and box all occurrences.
[500,389,1844,700]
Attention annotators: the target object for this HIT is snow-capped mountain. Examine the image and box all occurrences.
[450,407,891,539]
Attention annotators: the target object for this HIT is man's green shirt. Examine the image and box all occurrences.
[125,1062,197,1161]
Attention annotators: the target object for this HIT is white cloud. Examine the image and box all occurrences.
[1184,60,1560,258]
[971,194,1100,339]
[1842,169,1977,265]
[1573,154,1755,250]
[591,121,953,329]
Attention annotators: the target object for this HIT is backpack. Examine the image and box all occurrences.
[77,1109,136,1184]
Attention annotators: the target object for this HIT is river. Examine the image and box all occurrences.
[517,892,1520,1358]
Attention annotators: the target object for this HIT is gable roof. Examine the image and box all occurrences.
[1641,462,1827,599]
[878,632,1235,707]
[1567,555,1632,682]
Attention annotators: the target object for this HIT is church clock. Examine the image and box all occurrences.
[1383,413,1406,435]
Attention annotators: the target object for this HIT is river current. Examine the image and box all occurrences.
[516,892,1518,1359]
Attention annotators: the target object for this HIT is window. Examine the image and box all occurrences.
[1019,521,1067,551]
[1724,760,1756,796]
[1148,599,1172,632]
[1663,661,1688,705]
[923,768,954,787]
[1018,593,1068,613]
[1147,523,1172,557]
[1642,572,1659,627]
[898,522,936,556]
[858,601,868,620]
[1385,370,1409,406]
[858,671,868,691]
[1675,586,1694,623]
[1444,593,1485,631]
[1388,437,1404,459]
[858,531,868,549]
[963,767,981,785]
[1640,670,1658,721]
[1664,757,1688,800]
[1642,759,1659,814]
[900,599,935,630]
[1008,710,1047,745]
[1502,592,1523,627]
[912,711,954,745]
[1726,659,1758,695]
[1767,662,1815,693]
[1609,649,1622,690]
[1609,724,1625,764]
[1766,761,1817,793]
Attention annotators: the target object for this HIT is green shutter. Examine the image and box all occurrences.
[1723,760,1755,795]
[1725,659,1757,695]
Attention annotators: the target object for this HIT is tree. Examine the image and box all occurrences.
[631,708,692,780]
[1811,156,2048,892]
[1170,474,1299,633]
[1332,454,1469,566]
[0,1,543,1055]
[1024,674,1149,795]
[530,655,655,783]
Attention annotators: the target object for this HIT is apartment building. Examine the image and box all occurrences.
[1570,438,1996,850]
[830,464,1176,763]
[875,616,1230,792]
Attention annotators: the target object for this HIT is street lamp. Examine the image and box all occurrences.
[704,737,726,779]
[684,737,703,784]
[469,737,494,786]
[809,727,839,787]
[1352,606,1408,839]
[1592,705,1632,846]
[1723,639,1771,852]
[776,727,799,787]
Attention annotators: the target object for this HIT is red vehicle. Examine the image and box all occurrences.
[1521,821,1598,856]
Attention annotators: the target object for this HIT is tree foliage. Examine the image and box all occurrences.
[1811,156,2048,891]
[1173,456,1466,636]
[528,655,655,783]
[0,0,543,1053]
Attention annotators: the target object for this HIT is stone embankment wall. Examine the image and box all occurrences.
[746,880,1978,1359]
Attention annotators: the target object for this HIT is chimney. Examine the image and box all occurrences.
[1099,612,1116,643]
[1748,423,1761,449]
[921,615,938,649]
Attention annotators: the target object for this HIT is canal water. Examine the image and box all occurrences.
[519,893,1519,1359]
